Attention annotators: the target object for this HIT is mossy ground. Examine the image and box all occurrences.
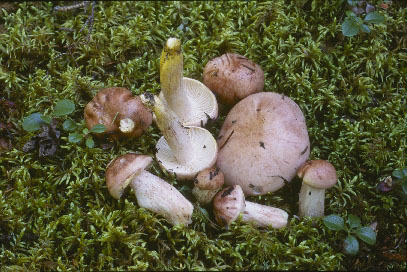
[0,0,406,270]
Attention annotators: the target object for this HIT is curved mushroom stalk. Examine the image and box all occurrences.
[141,93,218,180]
[213,185,289,229]
[243,201,288,228]
[131,171,193,226]
[105,153,193,226]
[159,38,218,127]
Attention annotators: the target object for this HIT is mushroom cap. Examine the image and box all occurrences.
[159,77,218,127]
[156,126,218,180]
[84,87,152,140]
[106,153,153,199]
[216,92,310,196]
[297,160,337,189]
[213,185,246,226]
[203,53,264,105]
[194,166,224,190]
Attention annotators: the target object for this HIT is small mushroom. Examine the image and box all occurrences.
[141,93,218,180]
[297,160,337,218]
[213,185,288,229]
[213,185,246,227]
[159,38,218,127]
[106,153,193,226]
[84,87,152,140]
[192,166,224,204]
[216,92,310,196]
[203,53,264,105]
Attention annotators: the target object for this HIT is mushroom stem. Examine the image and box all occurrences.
[242,201,288,228]
[142,94,194,165]
[130,170,194,226]
[298,183,325,217]
[160,38,192,120]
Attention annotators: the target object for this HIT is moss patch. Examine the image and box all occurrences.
[0,1,406,270]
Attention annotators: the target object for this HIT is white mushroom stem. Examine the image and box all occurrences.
[298,183,325,217]
[130,170,193,226]
[242,201,288,228]
[151,95,195,165]
[119,118,135,133]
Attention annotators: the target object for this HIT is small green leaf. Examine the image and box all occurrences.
[89,124,106,134]
[392,169,406,179]
[364,11,385,24]
[355,227,376,245]
[342,18,360,37]
[22,113,45,132]
[360,24,371,33]
[323,214,346,230]
[86,137,95,148]
[63,119,78,131]
[401,183,407,196]
[68,132,83,143]
[344,235,359,255]
[82,128,89,134]
[346,11,357,17]
[347,0,358,6]
[40,115,52,124]
[348,214,361,229]
[53,99,75,116]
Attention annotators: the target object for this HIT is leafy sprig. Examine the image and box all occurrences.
[323,214,376,255]
[22,99,105,148]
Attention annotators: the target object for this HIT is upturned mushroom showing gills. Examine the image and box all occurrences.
[216,92,310,196]
[297,159,337,218]
[203,53,265,105]
[140,93,218,180]
[213,185,288,229]
[84,87,152,140]
[106,153,193,226]
[159,38,218,127]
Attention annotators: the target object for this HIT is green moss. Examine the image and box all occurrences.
[0,0,406,270]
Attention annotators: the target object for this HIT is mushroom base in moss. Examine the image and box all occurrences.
[298,183,325,217]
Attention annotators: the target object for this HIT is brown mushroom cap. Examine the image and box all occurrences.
[203,53,264,105]
[106,153,153,199]
[84,87,152,140]
[194,166,224,190]
[216,92,310,196]
[297,160,337,189]
[213,185,246,227]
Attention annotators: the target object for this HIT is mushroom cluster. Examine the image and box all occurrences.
[92,37,337,228]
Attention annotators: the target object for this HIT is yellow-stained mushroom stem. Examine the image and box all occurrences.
[159,38,218,127]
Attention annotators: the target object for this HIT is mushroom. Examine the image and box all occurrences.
[203,53,264,105]
[216,92,310,196]
[297,160,337,218]
[140,93,217,180]
[106,153,193,226]
[159,37,218,127]
[213,185,288,228]
[192,166,224,204]
[84,87,152,140]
